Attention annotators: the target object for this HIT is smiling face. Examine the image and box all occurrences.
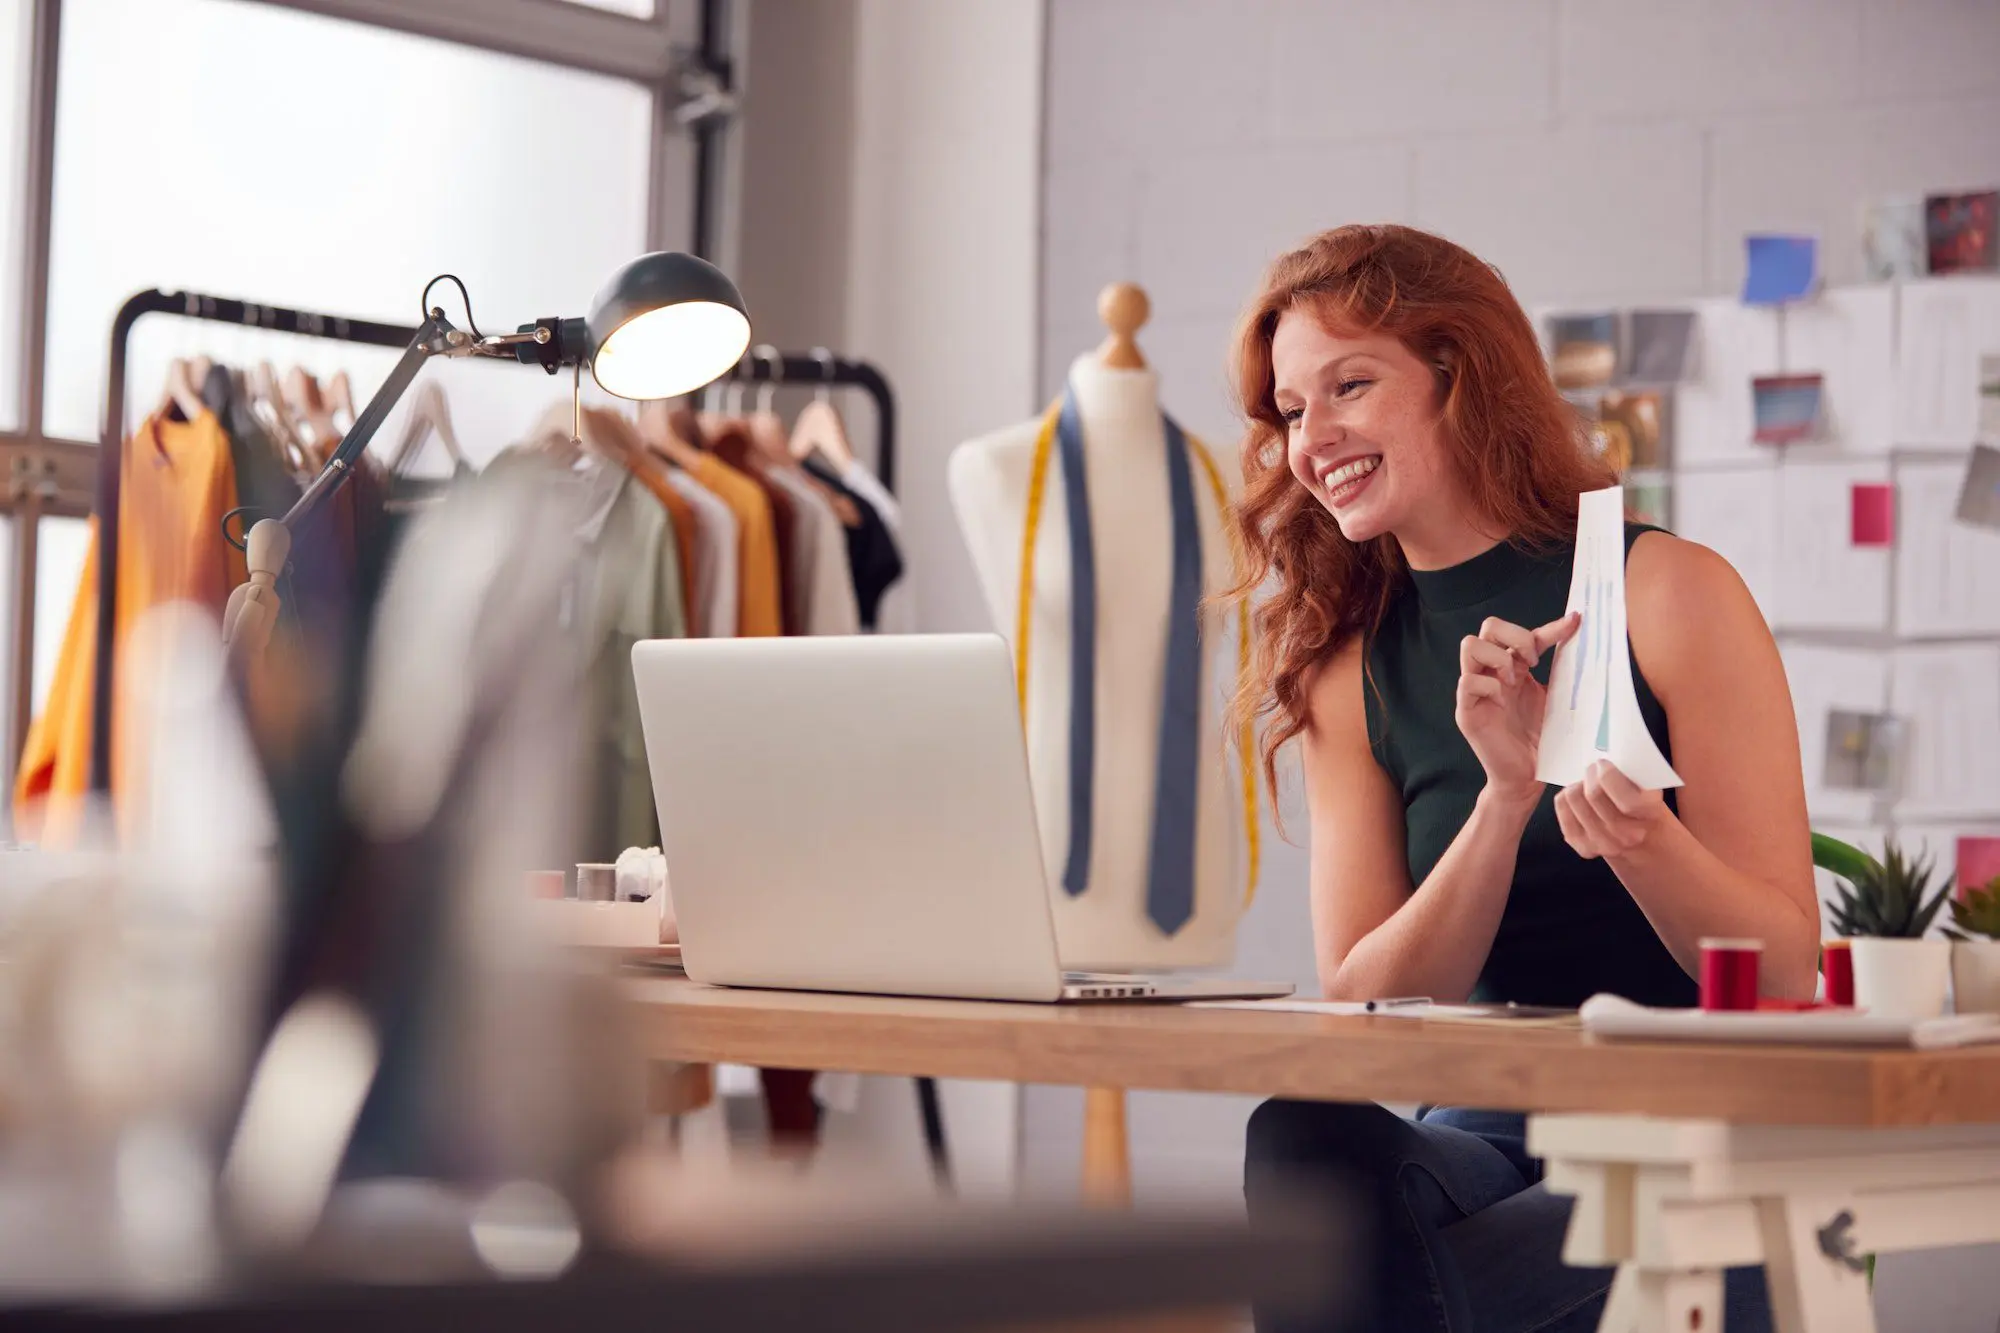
[1271,309,1484,565]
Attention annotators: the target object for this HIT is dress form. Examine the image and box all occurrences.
[948,284,1246,972]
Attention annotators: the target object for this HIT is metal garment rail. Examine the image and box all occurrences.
[88,290,943,1184]
[715,352,897,497]
[89,290,419,793]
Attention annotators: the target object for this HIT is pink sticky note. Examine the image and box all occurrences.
[1960,837,2000,895]
[1851,483,1895,546]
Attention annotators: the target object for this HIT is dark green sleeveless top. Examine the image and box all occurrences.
[1363,524,1697,1009]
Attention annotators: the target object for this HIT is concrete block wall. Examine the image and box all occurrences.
[1036,3,2000,1325]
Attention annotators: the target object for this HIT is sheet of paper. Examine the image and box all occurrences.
[1186,998,1405,1016]
[1537,487,1682,790]
[1671,464,1782,622]
[1890,645,2000,822]
[1780,286,1895,456]
[1782,646,1891,825]
[1894,460,2000,637]
[1773,459,1892,631]
[1673,300,1782,466]
[1894,276,2000,447]
[1958,444,2000,529]
[1627,309,1697,384]
[1893,823,2000,897]
[1743,235,1818,305]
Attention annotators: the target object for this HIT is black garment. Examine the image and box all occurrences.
[804,455,905,631]
[1363,524,1695,1009]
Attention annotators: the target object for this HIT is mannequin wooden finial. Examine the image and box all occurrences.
[1096,282,1150,370]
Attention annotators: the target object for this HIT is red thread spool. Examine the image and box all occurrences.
[1700,938,1763,1012]
[1822,939,1855,1007]
[527,869,566,900]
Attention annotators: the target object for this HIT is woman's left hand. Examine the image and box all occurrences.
[1554,760,1670,860]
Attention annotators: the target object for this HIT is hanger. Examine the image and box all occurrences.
[248,362,312,474]
[389,380,466,476]
[788,347,856,471]
[746,345,797,468]
[639,398,706,470]
[283,367,341,465]
[158,357,208,423]
[326,371,359,435]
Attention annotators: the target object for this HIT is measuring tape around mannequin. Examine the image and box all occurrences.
[1012,390,1260,925]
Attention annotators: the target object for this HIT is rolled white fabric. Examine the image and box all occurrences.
[615,846,675,943]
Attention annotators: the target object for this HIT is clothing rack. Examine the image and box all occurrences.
[87,288,944,1185]
[716,352,897,496]
[93,290,418,793]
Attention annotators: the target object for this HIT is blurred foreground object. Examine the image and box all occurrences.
[2,1156,1355,1333]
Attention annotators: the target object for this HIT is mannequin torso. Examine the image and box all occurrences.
[948,354,1244,970]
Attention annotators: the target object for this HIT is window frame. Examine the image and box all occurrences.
[0,0,738,779]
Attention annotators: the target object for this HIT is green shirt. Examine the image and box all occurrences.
[1363,525,1697,1009]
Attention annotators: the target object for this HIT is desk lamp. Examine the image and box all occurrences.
[223,253,750,654]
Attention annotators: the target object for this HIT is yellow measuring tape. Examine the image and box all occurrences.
[1013,399,1260,902]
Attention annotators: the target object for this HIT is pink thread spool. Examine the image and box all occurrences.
[1700,938,1763,1012]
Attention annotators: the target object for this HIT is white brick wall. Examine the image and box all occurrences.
[1035,4,2000,1325]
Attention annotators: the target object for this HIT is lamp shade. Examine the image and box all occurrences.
[586,252,751,400]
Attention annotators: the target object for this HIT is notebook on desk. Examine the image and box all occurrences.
[631,633,1292,1006]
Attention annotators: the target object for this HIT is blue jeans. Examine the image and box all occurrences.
[1244,1100,1774,1333]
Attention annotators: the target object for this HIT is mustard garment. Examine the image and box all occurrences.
[15,410,246,845]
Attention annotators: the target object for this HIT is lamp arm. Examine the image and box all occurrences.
[279,313,452,530]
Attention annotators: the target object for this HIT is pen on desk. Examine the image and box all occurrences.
[1364,997,1432,1013]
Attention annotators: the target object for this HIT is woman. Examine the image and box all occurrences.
[1230,225,1818,1333]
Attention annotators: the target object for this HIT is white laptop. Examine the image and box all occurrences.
[631,633,1293,1004]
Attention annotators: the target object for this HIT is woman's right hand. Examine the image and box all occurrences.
[1454,612,1581,806]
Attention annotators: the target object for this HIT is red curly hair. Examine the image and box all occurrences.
[1223,224,1614,799]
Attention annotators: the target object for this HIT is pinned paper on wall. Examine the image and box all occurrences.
[1782,645,1889,824]
[1851,483,1895,546]
[1742,235,1818,305]
[1753,374,1824,444]
[1824,710,1905,793]
[1537,487,1682,790]
[1673,465,1781,622]
[1775,460,1892,631]
[1782,286,1895,455]
[1962,837,2000,894]
[1673,300,1782,466]
[1626,310,1697,384]
[1894,278,2000,447]
[1890,644,2000,822]
[1549,312,1618,390]
[1926,191,1999,275]
[1958,444,2000,530]
[1864,197,1927,280]
[1895,461,2000,637]
[1982,355,2000,441]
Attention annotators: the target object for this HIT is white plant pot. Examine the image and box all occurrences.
[1850,937,1952,1020]
[1951,938,2000,1014]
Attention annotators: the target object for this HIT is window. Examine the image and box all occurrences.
[561,0,656,15]
[44,0,654,453]
[0,0,31,431]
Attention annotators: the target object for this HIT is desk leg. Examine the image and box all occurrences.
[1598,1264,1723,1333]
[1083,1087,1132,1206]
[1757,1194,1874,1333]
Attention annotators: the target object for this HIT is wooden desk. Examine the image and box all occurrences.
[629,979,2000,1333]
[626,977,2000,1127]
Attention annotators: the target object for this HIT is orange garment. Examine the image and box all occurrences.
[687,453,782,638]
[14,410,246,845]
[628,458,703,637]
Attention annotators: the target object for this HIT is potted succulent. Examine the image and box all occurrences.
[1818,834,1954,1020]
[1947,878,2000,1014]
